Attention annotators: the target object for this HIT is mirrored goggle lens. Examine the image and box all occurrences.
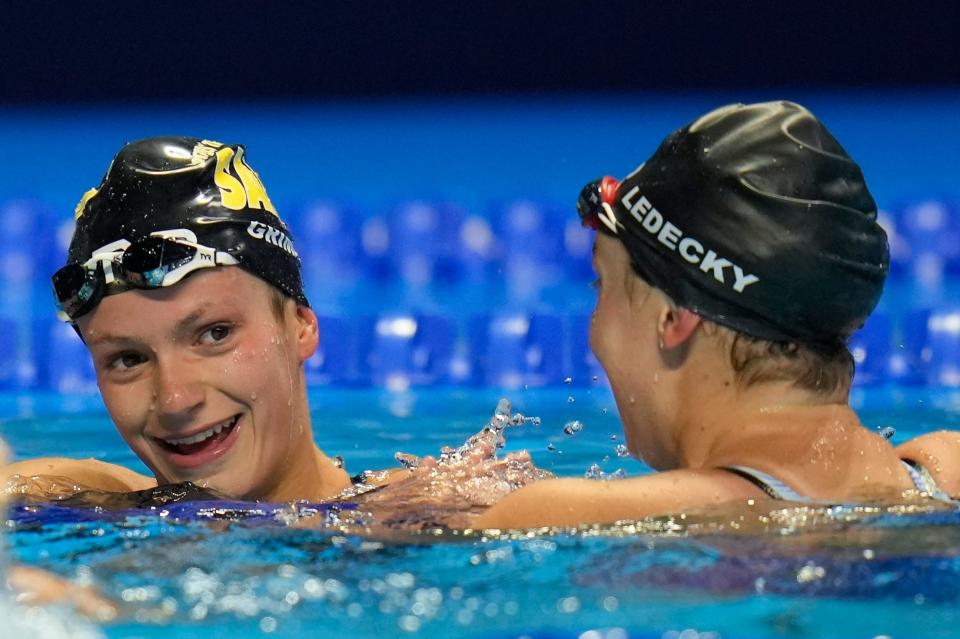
[52,263,102,318]
[120,238,199,288]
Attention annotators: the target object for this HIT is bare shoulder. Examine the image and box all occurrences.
[4,457,156,495]
[896,430,960,498]
[471,468,762,530]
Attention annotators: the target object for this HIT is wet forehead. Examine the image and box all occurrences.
[80,268,270,343]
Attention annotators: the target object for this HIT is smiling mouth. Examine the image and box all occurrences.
[156,415,240,456]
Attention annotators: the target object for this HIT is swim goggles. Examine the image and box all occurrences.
[53,229,238,322]
[577,176,621,233]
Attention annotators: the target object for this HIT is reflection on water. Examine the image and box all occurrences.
[3,390,960,638]
[4,497,960,639]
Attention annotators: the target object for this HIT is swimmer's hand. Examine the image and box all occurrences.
[6,565,118,622]
[345,436,552,530]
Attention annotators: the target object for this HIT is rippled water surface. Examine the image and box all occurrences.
[3,387,960,638]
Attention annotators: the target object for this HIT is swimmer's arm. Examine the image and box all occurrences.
[471,469,761,529]
[3,457,156,495]
[897,430,960,498]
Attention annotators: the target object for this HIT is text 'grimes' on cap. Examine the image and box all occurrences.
[63,137,307,317]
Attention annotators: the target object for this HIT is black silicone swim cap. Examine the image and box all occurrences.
[64,136,308,315]
[592,101,889,345]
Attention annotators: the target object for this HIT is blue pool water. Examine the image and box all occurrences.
[2,386,960,639]
[2,93,960,638]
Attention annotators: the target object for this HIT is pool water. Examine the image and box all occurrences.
[2,386,959,639]
[1,93,959,638]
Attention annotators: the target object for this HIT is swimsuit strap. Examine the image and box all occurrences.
[723,465,811,502]
[901,459,954,502]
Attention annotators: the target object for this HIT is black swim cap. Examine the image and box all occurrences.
[64,136,307,316]
[587,101,889,345]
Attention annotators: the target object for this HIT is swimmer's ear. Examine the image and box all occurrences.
[658,306,702,350]
[292,305,320,362]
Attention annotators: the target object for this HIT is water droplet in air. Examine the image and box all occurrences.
[878,426,896,440]
[563,377,573,384]
[546,444,558,452]
[332,455,344,469]
[592,375,599,381]
[567,396,575,403]
[615,444,629,457]
[563,420,583,436]
[609,434,618,440]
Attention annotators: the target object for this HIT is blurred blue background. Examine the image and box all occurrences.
[1,2,959,392]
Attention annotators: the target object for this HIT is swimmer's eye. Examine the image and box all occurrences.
[198,324,233,346]
[108,352,147,371]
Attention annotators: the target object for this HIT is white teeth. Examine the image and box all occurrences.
[166,416,237,447]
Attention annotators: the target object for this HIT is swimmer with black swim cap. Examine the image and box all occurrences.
[4,137,543,517]
[477,101,960,529]
[5,137,353,502]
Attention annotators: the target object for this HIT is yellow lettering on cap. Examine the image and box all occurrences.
[233,148,277,215]
[74,188,99,219]
[213,148,246,210]
[191,140,220,166]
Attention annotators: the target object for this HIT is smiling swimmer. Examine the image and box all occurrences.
[475,101,960,529]
[4,137,354,503]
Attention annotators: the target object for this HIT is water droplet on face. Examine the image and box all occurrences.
[652,373,659,384]
[629,394,635,404]
[615,444,629,458]
[562,420,583,436]
[250,392,258,401]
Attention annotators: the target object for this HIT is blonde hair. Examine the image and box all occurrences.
[623,260,853,397]
[268,286,288,321]
[713,324,853,396]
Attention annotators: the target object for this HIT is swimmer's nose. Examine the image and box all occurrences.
[152,359,205,419]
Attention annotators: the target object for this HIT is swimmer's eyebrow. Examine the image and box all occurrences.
[87,307,221,346]
[173,308,209,335]
[86,332,137,347]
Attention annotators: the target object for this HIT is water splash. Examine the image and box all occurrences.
[350,399,552,528]
[562,420,584,436]
[615,444,630,458]
[584,464,627,481]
